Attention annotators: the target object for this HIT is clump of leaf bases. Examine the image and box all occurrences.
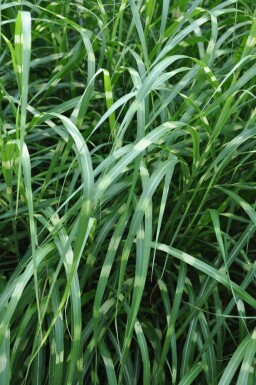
[0,1,256,384]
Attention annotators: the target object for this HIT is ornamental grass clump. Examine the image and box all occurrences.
[0,1,256,384]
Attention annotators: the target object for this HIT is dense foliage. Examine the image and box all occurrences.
[0,0,256,384]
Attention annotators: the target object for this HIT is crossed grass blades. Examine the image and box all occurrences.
[0,0,256,384]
